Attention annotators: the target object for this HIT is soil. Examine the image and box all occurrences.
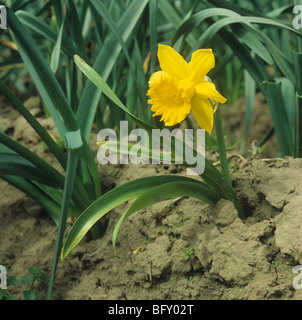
[1,93,302,300]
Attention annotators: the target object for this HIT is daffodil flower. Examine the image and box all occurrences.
[147,44,227,133]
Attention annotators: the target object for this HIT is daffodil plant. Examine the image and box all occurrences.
[147,44,232,186]
[61,45,245,260]
[2,0,299,301]
[0,0,302,298]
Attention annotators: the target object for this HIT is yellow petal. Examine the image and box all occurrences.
[189,49,215,84]
[158,44,188,79]
[148,70,168,85]
[195,81,227,104]
[191,96,214,133]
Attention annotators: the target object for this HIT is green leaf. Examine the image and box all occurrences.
[0,80,67,169]
[244,69,256,137]
[21,274,34,285]
[214,27,269,85]
[236,29,273,65]
[7,276,18,286]
[50,17,65,73]
[65,0,87,59]
[189,16,274,65]
[28,267,43,278]
[0,153,60,188]
[9,8,101,199]
[23,289,38,300]
[206,0,266,18]
[158,0,196,47]
[50,0,62,26]
[149,0,158,75]
[1,174,62,225]
[292,50,302,95]
[295,93,302,157]
[0,132,65,188]
[47,147,80,300]
[277,77,296,139]
[74,54,155,133]
[16,10,83,58]
[260,81,294,157]
[66,129,83,150]
[61,175,212,259]
[214,105,231,187]
[112,180,219,257]
[96,138,244,220]
[0,130,91,213]
[8,8,73,141]
[90,0,150,122]
[76,0,149,141]
[174,8,298,69]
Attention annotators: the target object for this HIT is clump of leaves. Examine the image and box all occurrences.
[183,245,194,261]
[0,269,18,300]
[0,267,49,300]
[21,267,49,300]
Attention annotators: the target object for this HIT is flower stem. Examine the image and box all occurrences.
[201,159,245,220]
[199,102,244,219]
[213,103,232,187]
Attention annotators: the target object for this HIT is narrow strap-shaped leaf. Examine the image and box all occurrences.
[8,8,73,140]
[112,180,219,257]
[16,10,84,58]
[8,8,101,198]
[65,0,87,60]
[206,0,268,18]
[74,54,156,133]
[276,77,296,140]
[61,175,210,259]
[244,69,256,137]
[1,174,61,225]
[234,28,273,65]
[47,147,80,300]
[0,131,65,187]
[76,0,149,140]
[0,153,60,188]
[90,0,149,122]
[97,139,244,219]
[215,27,269,85]
[260,81,294,157]
[50,16,65,74]
[50,0,63,26]
[0,131,90,210]
[292,50,302,157]
[201,157,244,220]
[187,16,274,65]
[295,93,302,157]
[0,80,67,169]
[214,105,231,187]
[174,8,297,79]
[207,0,295,23]
[149,0,158,75]
[158,0,196,47]
[90,0,132,68]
